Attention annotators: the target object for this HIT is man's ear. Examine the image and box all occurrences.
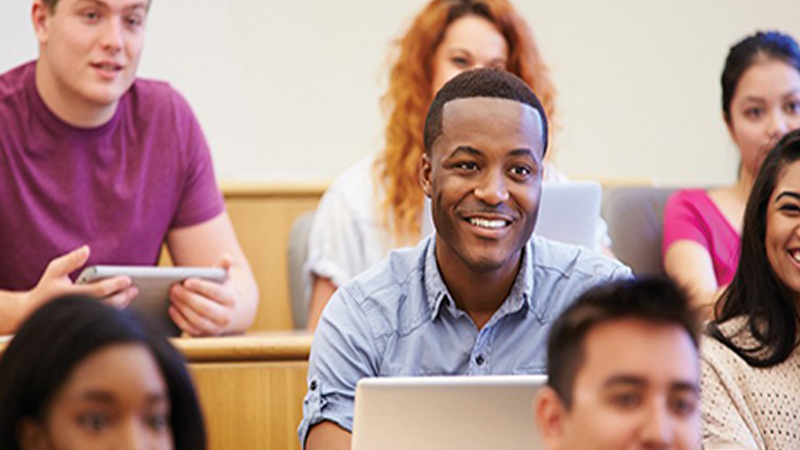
[31,1,53,47]
[420,153,433,198]
[18,417,48,450]
[534,387,568,450]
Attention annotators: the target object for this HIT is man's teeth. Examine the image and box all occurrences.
[791,250,800,263]
[469,218,507,229]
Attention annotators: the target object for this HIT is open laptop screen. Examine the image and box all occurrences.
[352,375,547,450]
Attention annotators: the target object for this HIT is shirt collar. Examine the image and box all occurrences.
[423,236,535,320]
[423,236,450,320]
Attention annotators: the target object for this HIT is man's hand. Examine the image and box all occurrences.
[168,255,239,336]
[27,245,138,310]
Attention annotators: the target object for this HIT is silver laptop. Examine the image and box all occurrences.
[534,180,602,249]
[351,375,547,450]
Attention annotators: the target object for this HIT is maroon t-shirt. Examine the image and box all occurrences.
[0,62,225,291]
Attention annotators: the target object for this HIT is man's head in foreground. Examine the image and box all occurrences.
[535,278,702,450]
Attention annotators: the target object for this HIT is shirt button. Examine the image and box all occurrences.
[475,355,485,366]
[310,380,318,391]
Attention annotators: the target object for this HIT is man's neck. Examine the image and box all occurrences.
[435,248,523,331]
[35,61,118,128]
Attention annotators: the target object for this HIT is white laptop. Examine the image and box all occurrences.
[351,375,547,450]
[534,180,602,249]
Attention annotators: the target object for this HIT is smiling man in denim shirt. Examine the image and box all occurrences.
[299,68,632,450]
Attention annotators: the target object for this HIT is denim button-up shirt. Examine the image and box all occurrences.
[298,235,631,446]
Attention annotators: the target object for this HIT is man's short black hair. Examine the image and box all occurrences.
[423,68,549,154]
[546,278,700,409]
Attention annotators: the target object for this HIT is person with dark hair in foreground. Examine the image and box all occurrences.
[298,68,630,450]
[0,295,206,450]
[535,278,702,450]
[701,129,800,449]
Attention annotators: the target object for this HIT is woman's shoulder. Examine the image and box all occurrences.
[324,157,379,204]
[701,316,776,366]
[701,317,755,375]
[705,317,752,347]
[326,157,379,194]
[319,157,381,211]
[664,188,726,228]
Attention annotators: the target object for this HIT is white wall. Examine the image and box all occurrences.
[3,0,800,185]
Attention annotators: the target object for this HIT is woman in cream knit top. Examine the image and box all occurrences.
[700,129,800,450]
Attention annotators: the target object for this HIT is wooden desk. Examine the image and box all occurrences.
[177,332,312,450]
[221,182,326,332]
[0,333,312,450]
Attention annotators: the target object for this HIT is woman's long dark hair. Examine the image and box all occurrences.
[710,129,800,367]
[0,296,206,449]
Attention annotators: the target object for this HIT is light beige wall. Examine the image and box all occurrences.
[3,0,800,185]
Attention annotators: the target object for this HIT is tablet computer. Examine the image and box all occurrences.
[76,266,227,336]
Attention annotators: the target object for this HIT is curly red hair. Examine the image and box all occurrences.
[375,0,557,244]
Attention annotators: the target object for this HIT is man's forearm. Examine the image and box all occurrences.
[305,421,352,450]
[0,290,30,335]
[225,263,259,333]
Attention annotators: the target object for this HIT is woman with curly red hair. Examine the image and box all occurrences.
[305,0,603,330]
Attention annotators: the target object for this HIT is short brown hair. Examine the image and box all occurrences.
[41,0,153,14]
[546,278,699,409]
[40,0,58,11]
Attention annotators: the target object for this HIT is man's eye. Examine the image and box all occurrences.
[455,161,478,171]
[126,14,144,27]
[82,10,100,20]
[610,392,641,409]
[669,395,698,417]
[510,165,532,176]
[785,101,800,114]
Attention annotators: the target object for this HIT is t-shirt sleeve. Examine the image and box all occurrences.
[297,288,380,448]
[169,91,224,229]
[662,190,711,255]
[700,340,763,450]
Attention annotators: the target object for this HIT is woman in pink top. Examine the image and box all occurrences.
[663,31,800,316]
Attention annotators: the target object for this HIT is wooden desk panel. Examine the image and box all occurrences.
[190,360,307,450]
[222,183,326,332]
[176,333,312,450]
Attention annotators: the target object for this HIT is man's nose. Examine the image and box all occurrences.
[474,170,509,205]
[100,18,124,53]
[639,403,674,449]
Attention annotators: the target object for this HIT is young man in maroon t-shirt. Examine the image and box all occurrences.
[0,0,258,336]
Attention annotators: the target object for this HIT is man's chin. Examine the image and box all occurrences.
[85,79,134,106]
[463,254,512,274]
